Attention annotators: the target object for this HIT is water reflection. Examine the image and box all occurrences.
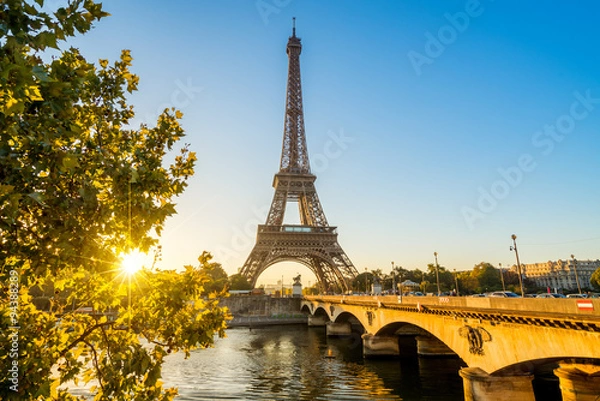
[162,326,466,400]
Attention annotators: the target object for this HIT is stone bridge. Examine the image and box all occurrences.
[301,295,600,401]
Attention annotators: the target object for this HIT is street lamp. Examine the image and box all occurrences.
[453,269,459,296]
[433,252,441,296]
[391,261,396,295]
[571,254,582,294]
[499,263,506,292]
[510,234,525,297]
[399,269,403,302]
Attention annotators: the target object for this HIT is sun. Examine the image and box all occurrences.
[120,250,147,276]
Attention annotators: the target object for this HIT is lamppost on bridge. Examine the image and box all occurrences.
[433,252,441,296]
[399,269,404,298]
[499,262,506,292]
[391,261,396,295]
[510,234,525,297]
[571,254,582,294]
[453,269,459,296]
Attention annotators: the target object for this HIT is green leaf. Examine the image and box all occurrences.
[130,168,139,183]
[33,65,54,82]
[28,192,45,205]
[0,184,14,196]
[61,153,80,171]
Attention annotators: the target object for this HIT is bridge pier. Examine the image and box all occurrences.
[459,367,535,401]
[415,335,455,356]
[308,315,327,327]
[361,334,400,358]
[554,363,600,401]
[326,321,352,336]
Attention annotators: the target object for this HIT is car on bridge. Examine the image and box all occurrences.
[566,294,587,298]
[536,293,566,298]
[488,291,520,298]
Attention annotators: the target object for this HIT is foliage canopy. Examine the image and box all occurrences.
[1,1,229,399]
[591,267,600,290]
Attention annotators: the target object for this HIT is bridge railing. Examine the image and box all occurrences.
[304,295,600,318]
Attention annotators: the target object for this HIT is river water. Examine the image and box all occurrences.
[161,325,467,400]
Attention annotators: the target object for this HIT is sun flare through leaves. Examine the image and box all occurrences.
[120,250,149,276]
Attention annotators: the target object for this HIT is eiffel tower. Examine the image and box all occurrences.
[240,21,358,293]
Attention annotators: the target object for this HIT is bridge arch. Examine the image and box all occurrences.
[311,305,330,321]
[375,321,430,337]
[494,357,600,376]
[300,303,312,314]
[302,295,600,400]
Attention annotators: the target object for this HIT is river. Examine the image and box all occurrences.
[161,325,467,400]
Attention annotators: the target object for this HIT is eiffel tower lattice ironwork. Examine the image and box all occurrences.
[240,22,358,293]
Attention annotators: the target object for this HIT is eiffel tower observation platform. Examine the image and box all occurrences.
[258,225,338,234]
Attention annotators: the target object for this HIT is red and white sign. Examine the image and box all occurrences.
[577,300,594,311]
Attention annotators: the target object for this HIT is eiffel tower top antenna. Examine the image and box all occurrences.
[282,16,308,174]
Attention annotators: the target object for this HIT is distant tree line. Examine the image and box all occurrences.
[347,262,520,295]
[228,262,600,294]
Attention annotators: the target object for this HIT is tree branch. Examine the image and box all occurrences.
[58,321,120,358]
[82,339,106,394]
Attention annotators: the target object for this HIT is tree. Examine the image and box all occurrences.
[0,2,228,399]
[371,268,384,280]
[472,262,503,293]
[303,283,319,295]
[198,252,229,294]
[426,263,451,293]
[352,271,374,293]
[228,273,252,291]
[591,267,600,290]
[457,270,479,294]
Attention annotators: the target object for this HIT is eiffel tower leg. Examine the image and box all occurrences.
[300,190,328,227]
[266,189,287,226]
[240,249,264,288]
[314,259,346,294]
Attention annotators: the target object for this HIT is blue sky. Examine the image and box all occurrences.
[61,0,600,284]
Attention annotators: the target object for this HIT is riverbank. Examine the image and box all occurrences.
[227,314,308,328]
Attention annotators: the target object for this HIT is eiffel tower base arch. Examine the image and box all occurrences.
[241,225,356,293]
